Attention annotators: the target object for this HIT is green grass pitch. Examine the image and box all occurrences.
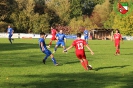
[0,38,133,88]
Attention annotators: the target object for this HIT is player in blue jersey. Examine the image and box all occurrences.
[7,25,14,44]
[53,30,67,53]
[84,29,89,44]
[39,32,58,66]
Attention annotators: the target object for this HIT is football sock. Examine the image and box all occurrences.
[54,47,57,51]
[116,49,119,53]
[44,55,48,60]
[84,59,88,67]
[86,40,88,44]
[81,61,87,70]
[9,39,12,44]
[49,41,52,46]
[64,48,67,52]
[118,49,120,54]
[52,58,57,64]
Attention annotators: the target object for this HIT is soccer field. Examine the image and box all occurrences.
[0,38,133,88]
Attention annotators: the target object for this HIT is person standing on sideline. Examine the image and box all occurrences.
[83,28,89,44]
[39,32,58,66]
[7,25,14,44]
[64,33,94,70]
[113,29,123,55]
[47,26,57,48]
[53,29,67,53]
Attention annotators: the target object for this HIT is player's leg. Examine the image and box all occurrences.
[43,50,51,64]
[80,59,87,70]
[8,34,12,44]
[76,54,87,70]
[83,58,92,70]
[61,42,67,52]
[48,39,53,48]
[82,54,88,67]
[81,54,90,70]
[43,55,49,64]
[53,42,60,53]
[116,44,119,55]
[117,44,120,55]
[11,35,14,40]
[85,37,88,44]
[115,42,118,55]
[43,49,58,65]
[50,54,58,66]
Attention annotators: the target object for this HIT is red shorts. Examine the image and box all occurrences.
[115,42,120,47]
[51,37,56,40]
[76,53,86,59]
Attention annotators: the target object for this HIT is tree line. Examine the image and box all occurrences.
[0,0,133,35]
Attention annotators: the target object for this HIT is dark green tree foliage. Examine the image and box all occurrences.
[81,0,95,16]
[34,0,45,14]
[69,0,82,19]
[10,0,49,33]
[0,0,17,21]
[0,0,133,35]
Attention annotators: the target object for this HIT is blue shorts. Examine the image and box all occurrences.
[9,34,12,38]
[56,41,65,46]
[84,36,88,40]
[42,49,52,56]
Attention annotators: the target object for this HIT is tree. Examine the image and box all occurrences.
[69,0,82,19]
[10,0,50,33]
[0,0,17,21]
[104,11,115,28]
[90,0,111,27]
[46,0,71,25]
[112,14,133,35]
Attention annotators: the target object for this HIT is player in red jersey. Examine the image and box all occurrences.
[47,26,57,48]
[64,33,94,70]
[113,29,122,55]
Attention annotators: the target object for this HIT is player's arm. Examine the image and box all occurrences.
[64,38,67,43]
[40,42,45,51]
[85,44,94,55]
[64,35,67,43]
[112,35,114,42]
[88,32,90,37]
[64,45,73,52]
[120,34,123,43]
[56,34,58,40]
[44,34,48,39]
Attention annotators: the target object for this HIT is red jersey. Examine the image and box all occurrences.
[72,39,87,55]
[51,29,57,37]
[114,33,122,42]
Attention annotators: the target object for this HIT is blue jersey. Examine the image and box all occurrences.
[39,38,48,51]
[56,33,66,42]
[7,28,13,35]
[84,30,89,37]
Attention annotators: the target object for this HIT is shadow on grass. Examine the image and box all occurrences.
[0,58,42,67]
[123,53,133,55]
[3,72,133,88]
[65,61,79,64]
[94,65,130,71]
[121,48,133,49]
[0,43,38,51]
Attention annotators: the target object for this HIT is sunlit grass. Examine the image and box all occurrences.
[0,38,133,88]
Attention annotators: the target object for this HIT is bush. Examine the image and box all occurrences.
[0,22,9,32]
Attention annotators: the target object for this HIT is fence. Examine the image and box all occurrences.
[0,33,78,39]
[0,33,133,40]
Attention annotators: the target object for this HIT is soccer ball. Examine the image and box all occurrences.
[88,65,92,70]
[89,65,92,67]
